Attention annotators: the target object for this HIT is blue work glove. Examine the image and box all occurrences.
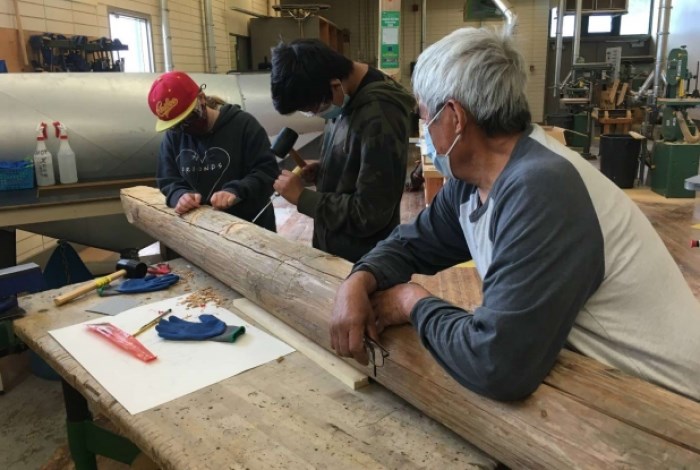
[155,314,247,343]
[99,274,180,296]
[156,314,226,340]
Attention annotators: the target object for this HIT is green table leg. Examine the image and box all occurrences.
[63,380,98,470]
[62,380,141,469]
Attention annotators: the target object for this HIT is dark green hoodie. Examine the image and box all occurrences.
[297,74,416,262]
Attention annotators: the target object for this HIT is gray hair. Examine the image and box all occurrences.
[412,25,531,136]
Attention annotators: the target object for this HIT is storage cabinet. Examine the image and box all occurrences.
[250,16,347,70]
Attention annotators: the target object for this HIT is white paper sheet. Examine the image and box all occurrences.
[50,295,295,414]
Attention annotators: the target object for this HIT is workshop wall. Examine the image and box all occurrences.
[277,0,379,67]
[0,0,237,73]
[400,0,548,123]
[227,0,270,37]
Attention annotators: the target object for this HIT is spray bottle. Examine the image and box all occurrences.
[33,122,55,186]
[53,121,78,184]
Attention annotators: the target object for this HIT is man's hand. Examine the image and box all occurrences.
[371,283,432,334]
[330,271,379,365]
[175,192,202,215]
[273,170,304,205]
[301,161,320,185]
[210,191,237,210]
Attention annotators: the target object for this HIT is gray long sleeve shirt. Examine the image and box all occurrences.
[353,124,700,401]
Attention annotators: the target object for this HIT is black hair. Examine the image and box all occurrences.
[270,39,354,115]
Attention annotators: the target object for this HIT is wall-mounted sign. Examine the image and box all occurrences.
[380,10,400,69]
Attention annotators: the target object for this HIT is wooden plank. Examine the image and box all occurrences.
[120,186,700,469]
[231,298,369,391]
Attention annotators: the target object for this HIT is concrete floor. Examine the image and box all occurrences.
[0,374,65,469]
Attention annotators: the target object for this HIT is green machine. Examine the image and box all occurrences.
[558,62,616,158]
[650,47,700,198]
[665,47,692,99]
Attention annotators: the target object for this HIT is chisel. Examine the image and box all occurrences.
[252,156,306,224]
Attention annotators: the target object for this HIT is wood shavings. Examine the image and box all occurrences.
[174,269,195,293]
[178,287,223,309]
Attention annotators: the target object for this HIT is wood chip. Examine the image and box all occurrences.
[178,287,223,309]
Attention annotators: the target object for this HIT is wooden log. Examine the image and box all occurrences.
[121,186,700,468]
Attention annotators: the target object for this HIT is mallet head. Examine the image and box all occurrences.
[116,259,148,279]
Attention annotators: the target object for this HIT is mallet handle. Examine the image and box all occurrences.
[53,269,127,306]
[289,148,307,168]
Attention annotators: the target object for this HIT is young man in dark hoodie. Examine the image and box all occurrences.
[270,40,416,262]
[148,71,278,231]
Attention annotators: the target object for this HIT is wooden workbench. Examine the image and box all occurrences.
[13,259,496,470]
[421,153,445,206]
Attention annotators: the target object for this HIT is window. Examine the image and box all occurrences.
[620,0,653,35]
[109,12,154,73]
[588,15,613,34]
[550,8,575,38]
[550,1,653,38]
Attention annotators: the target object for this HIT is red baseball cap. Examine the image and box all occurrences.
[148,71,200,132]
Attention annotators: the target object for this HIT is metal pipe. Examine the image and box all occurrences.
[636,71,654,96]
[652,0,673,103]
[230,6,269,18]
[420,0,427,52]
[492,0,515,26]
[160,0,173,72]
[203,0,217,73]
[572,0,582,67]
[553,0,565,98]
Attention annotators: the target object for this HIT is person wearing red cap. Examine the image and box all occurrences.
[148,71,279,231]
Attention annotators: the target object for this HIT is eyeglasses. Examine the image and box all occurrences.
[425,102,447,128]
[299,102,331,118]
[364,336,390,377]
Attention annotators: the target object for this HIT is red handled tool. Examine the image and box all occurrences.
[87,323,157,362]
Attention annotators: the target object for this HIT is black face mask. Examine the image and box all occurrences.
[179,101,209,136]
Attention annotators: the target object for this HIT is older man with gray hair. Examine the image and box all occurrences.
[330,26,700,401]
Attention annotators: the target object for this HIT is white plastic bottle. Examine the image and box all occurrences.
[53,121,78,184]
[33,122,55,186]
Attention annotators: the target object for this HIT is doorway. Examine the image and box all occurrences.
[229,34,251,73]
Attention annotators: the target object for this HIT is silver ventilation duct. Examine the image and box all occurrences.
[572,0,583,67]
[203,0,217,73]
[493,0,515,26]
[421,0,427,52]
[553,0,565,98]
[652,0,673,103]
[0,73,324,252]
[160,0,173,72]
[0,73,323,178]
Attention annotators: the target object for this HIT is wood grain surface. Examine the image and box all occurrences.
[117,186,700,469]
[14,260,495,470]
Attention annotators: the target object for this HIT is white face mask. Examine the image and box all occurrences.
[424,104,461,179]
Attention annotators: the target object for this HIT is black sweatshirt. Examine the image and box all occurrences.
[156,104,278,231]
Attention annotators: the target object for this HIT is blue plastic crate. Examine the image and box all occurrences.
[0,159,34,191]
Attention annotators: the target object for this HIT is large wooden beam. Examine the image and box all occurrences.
[122,186,700,468]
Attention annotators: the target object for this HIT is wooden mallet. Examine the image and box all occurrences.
[54,259,148,306]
